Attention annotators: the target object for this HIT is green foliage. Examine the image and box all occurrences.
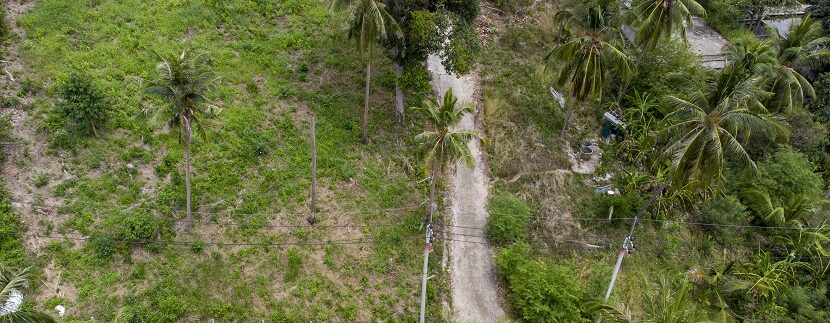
[751,148,824,205]
[405,10,439,58]
[700,195,752,242]
[443,0,479,23]
[0,2,7,41]
[33,173,50,188]
[398,61,431,102]
[786,108,829,164]
[58,73,109,137]
[809,72,830,125]
[496,243,584,322]
[486,193,531,245]
[597,191,646,219]
[0,198,25,266]
[700,0,747,36]
[811,0,830,34]
[284,248,302,282]
[774,284,830,323]
[629,38,706,99]
[437,12,480,75]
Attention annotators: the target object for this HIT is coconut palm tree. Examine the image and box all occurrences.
[546,0,633,102]
[412,88,475,322]
[334,0,402,144]
[547,0,632,140]
[146,50,220,231]
[660,56,784,192]
[412,88,476,224]
[742,188,828,226]
[633,0,705,50]
[0,266,57,323]
[766,16,830,111]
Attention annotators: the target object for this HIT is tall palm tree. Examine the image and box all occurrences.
[335,0,402,144]
[547,0,633,102]
[766,16,830,111]
[412,88,475,322]
[633,0,705,50]
[146,50,220,231]
[660,55,784,191]
[412,89,476,223]
[0,266,57,323]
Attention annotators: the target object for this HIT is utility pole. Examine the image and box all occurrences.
[602,179,672,301]
[307,113,318,225]
[419,170,437,323]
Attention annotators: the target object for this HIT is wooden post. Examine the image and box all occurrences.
[307,113,318,224]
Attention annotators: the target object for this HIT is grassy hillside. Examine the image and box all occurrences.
[3,0,446,321]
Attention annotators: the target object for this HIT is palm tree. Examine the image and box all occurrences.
[633,0,705,50]
[742,188,828,226]
[412,89,476,223]
[146,50,220,231]
[766,16,830,111]
[334,0,402,144]
[547,1,633,102]
[412,88,475,322]
[660,58,784,191]
[0,266,57,322]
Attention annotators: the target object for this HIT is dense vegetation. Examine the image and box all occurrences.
[482,0,830,321]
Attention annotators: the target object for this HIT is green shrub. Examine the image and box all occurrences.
[752,148,824,205]
[444,0,479,23]
[496,243,583,322]
[486,193,531,245]
[0,3,7,41]
[630,38,706,100]
[33,173,50,187]
[597,191,646,219]
[809,72,830,125]
[786,108,829,164]
[58,73,109,137]
[700,195,752,242]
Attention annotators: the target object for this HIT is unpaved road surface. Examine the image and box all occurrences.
[427,54,504,322]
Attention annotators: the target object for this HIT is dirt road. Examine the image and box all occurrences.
[427,54,504,322]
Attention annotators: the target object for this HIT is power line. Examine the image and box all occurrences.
[20,233,425,247]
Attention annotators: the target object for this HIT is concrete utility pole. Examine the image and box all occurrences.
[419,170,437,323]
[307,113,318,225]
[602,179,672,301]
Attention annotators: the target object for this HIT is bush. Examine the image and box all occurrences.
[444,0,479,23]
[630,38,706,100]
[786,108,829,164]
[496,243,583,322]
[58,73,109,137]
[700,195,752,242]
[752,148,824,205]
[436,11,480,75]
[810,72,830,125]
[486,193,531,245]
[284,248,302,282]
[597,191,646,219]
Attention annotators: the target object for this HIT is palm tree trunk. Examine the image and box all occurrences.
[560,99,572,140]
[184,117,193,231]
[428,164,437,225]
[363,57,372,144]
[91,122,99,138]
[394,60,405,123]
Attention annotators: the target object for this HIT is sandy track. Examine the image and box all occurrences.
[427,54,504,322]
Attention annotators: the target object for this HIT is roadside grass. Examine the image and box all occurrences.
[11,0,446,321]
